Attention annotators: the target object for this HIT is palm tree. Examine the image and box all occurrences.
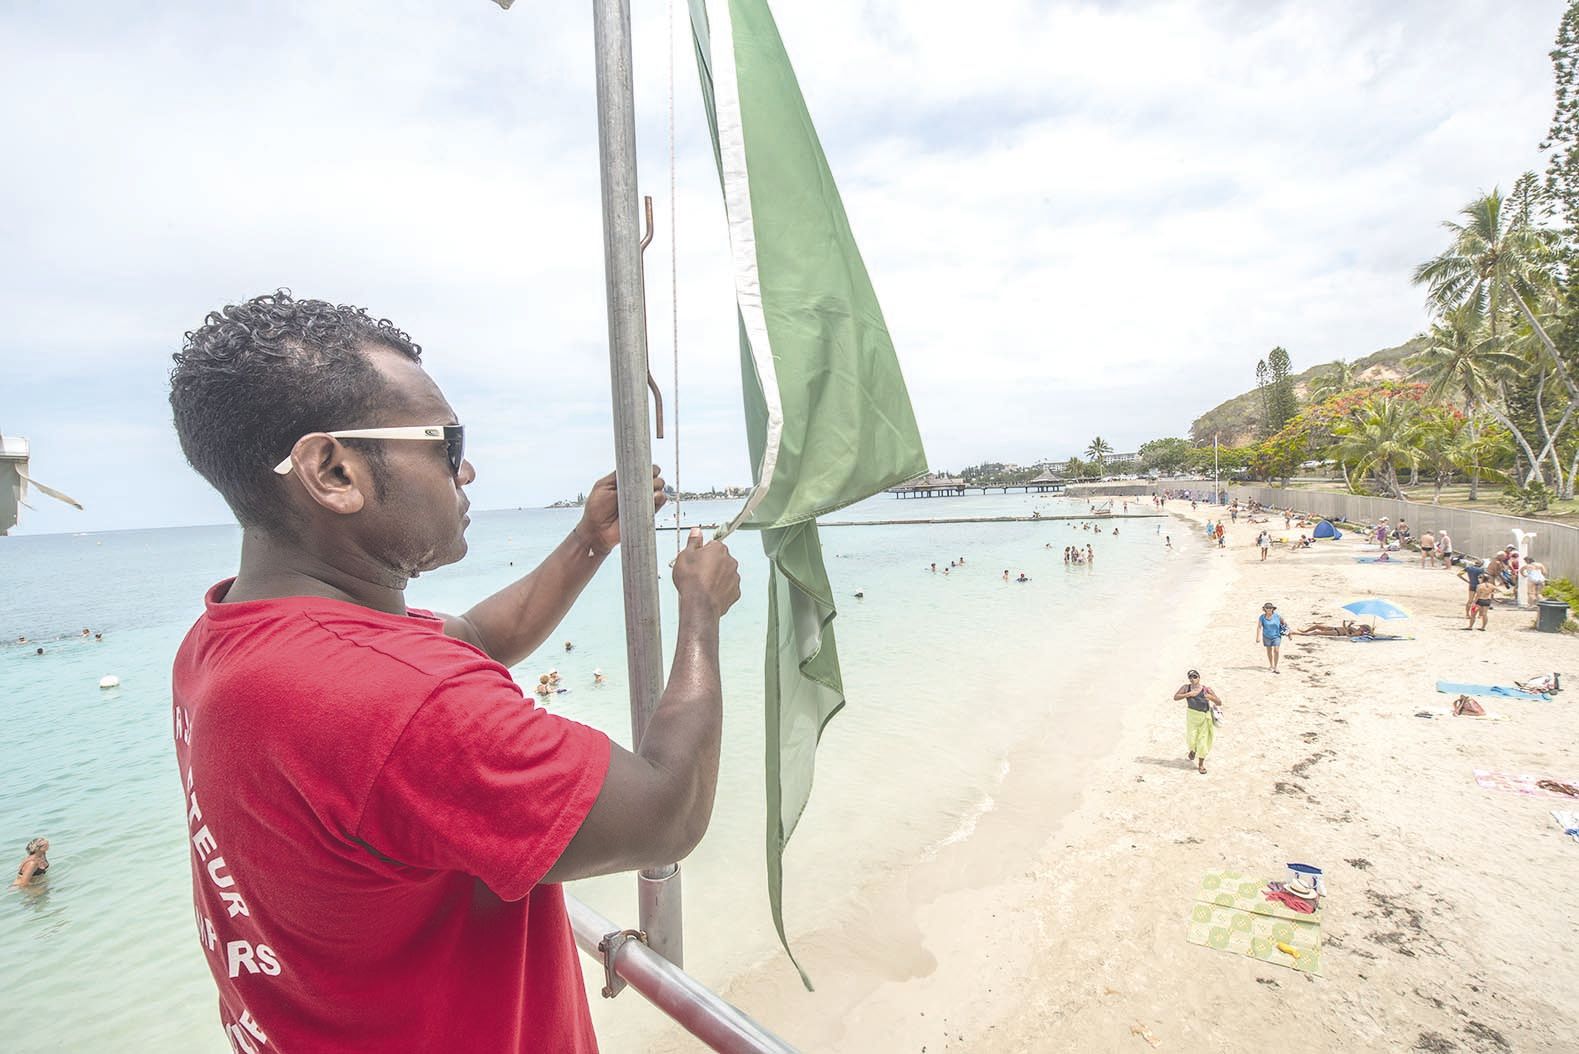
[1406,301,1528,499]
[1309,359,1359,403]
[1085,437,1112,475]
[1412,185,1571,401]
[1331,397,1424,499]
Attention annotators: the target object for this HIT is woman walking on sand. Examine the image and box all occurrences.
[1174,670,1223,774]
[1256,602,1288,673]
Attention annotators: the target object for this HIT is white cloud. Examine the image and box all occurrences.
[0,0,1563,532]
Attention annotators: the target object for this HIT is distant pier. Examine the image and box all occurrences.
[658,512,1164,531]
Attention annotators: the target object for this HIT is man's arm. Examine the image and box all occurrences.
[542,529,739,883]
[442,467,667,668]
[441,523,608,668]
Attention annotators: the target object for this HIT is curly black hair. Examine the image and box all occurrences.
[170,291,423,535]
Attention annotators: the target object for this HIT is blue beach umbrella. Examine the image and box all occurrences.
[1341,598,1411,621]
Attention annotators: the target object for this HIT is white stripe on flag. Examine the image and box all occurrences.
[707,0,784,541]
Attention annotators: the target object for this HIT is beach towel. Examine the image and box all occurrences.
[1192,870,1323,922]
[1350,634,1412,642]
[1354,557,1401,564]
[1186,871,1322,974]
[1436,681,1551,701]
[1474,770,1579,799]
[1553,811,1579,844]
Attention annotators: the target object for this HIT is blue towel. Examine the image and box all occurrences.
[1436,681,1551,701]
[1354,557,1401,564]
[1350,635,1410,642]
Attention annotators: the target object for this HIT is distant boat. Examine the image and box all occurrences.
[1,432,83,536]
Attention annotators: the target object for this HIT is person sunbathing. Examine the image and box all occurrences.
[1290,620,1370,637]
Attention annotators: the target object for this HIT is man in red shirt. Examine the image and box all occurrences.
[168,292,740,1052]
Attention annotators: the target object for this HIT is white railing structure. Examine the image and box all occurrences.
[567,897,798,1053]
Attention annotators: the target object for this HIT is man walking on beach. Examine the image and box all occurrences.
[1256,602,1288,673]
[167,292,741,1052]
[1257,529,1270,561]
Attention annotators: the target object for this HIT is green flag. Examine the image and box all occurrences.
[689,0,927,988]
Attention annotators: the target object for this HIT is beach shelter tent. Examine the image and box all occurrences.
[1312,519,1341,540]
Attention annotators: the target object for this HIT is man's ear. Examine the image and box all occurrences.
[281,435,369,516]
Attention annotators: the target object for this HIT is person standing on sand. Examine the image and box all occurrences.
[1256,602,1288,673]
[1458,559,1488,618]
[166,293,741,1052]
[1256,529,1270,561]
[1468,575,1497,630]
[1215,522,1225,548]
[1523,561,1548,605]
[1437,529,1453,566]
[1420,530,1436,568]
[1173,671,1222,774]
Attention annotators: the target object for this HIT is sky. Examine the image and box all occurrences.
[0,0,1564,534]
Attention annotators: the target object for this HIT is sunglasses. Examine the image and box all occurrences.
[272,425,466,477]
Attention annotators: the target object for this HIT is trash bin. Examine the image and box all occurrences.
[1538,599,1570,633]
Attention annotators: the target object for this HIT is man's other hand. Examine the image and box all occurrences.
[672,528,740,618]
[577,465,668,555]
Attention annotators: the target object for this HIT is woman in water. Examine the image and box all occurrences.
[14,837,49,887]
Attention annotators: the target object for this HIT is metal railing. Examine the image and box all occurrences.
[569,896,799,1053]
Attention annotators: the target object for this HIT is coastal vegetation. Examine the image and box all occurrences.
[1149,5,1579,521]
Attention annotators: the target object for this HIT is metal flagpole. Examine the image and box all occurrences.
[590,0,683,966]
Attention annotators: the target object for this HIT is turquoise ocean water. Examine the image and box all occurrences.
[0,492,1189,1051]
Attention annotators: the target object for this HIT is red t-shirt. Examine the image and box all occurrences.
[172,580,611,1053]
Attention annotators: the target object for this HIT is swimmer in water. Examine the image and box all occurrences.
[593,669,606,687]
[14,837,49,888]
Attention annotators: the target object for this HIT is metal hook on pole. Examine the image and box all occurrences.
[640,195,665,439]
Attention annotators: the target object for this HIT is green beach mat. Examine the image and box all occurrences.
[1187,870,1323,974]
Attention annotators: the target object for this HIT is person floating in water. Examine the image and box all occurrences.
[14,837,49,887]
[592,669,606,687]
[563,640,574,652]
[1015,572,1029,582]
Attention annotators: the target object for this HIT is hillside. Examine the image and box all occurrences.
[1188,335,1429,445]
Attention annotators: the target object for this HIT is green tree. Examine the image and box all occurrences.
[1406,300,1528,499]
[1331,397,1425,499]
[1413,186,1571,403]
[1542,0,1579,265]
[1309,359,1359,403]
[1254,347,1298,435]
[1060,455,1085,479]
[1139,437,1194,475]
[1084,436,1113,473]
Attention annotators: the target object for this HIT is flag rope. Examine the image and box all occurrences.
[668,0,682,553]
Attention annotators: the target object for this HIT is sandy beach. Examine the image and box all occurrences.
[665,504,1578,1053]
